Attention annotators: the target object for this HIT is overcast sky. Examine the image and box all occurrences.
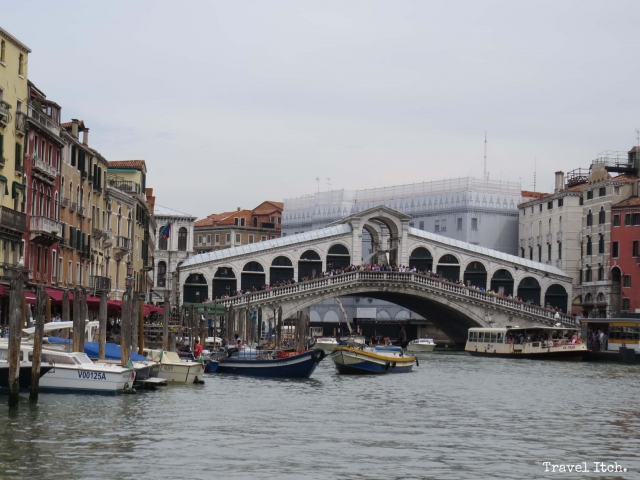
[4,1,639,218]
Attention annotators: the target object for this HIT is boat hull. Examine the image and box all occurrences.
[216,350,324,378]
[330,347,414,374]
[407,344,436,353]
[0,364,53,389]
[467,350,585,361]
[311,341,338,354]
[38,366,135,393]
[153,363,204,384]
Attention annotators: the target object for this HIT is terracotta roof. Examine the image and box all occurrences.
[61,120,87,130]
[612,197,640,208]
[195,210,252,227]
[109,160,147,170]
[611,174,639,183]
[521,190,549,199]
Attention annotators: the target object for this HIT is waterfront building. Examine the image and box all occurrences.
[519,148,640,316]
[152,204,196,304]
[23,81,63,289]
[282,177,523,325]
[194,201,282,254]
[107,160,155,300]
[0,27,30,302]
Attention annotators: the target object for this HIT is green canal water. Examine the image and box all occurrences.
[1,353,639,479]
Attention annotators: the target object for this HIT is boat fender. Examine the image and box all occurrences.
[385,362,390,371]
[308,338,316,347]
[311,349,325,362]
[415,358,419,367]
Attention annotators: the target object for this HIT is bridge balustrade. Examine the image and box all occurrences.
[212,271,575,326]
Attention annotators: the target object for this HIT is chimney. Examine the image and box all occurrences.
[554,171,565,193]
[237,207,241,212]
[82,128,89,146]
[71,119,79,139]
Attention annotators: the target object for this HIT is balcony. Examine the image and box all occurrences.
[51,275,58,285]
[108,179,142,195]
[33,157,58,181]
[527,238,533,248]
[15,111,26,135]
[89,275,111,293]
[114,235,131,251]
[598,224,605,233]
[546,234,552,243]
[60,197,68,208]
[29,216,62,245]
[78,205,85,217]
[92,227,103,238]
[555,259,562,269]
[0,262,20,281]
[597,254,604,264]
[556,232,562,242]
[27,103,61,137]
[0,206,27,235]
[585,226,592,235]
[69,202,77,213]
[535,235,542,245]
[0,100,11,126]
[81,170,88,181]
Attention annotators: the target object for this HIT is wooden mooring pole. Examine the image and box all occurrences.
[79,289,87,351]
[72,288,80,352]
[30,286,46,403]
[120,293,131,367]
[162,290,170,351]
[8,268,25,408]
[138,297,144,355]
[98,293,107,360]
[62,288,70,321]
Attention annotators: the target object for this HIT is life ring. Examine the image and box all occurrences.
[311,349,325,362]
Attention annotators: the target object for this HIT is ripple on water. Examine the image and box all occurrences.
[1,353,639,479]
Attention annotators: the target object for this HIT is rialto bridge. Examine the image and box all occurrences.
[178,206,576,343]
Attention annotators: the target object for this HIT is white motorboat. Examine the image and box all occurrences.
[407,338,436,353]
[144,349,205,384]
[0,343,135,393]
[311,337,339,353]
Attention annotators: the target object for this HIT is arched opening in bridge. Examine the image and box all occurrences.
[241,261,265,292]
[298,250,322,281]
[212,267,236,299]
[544,284,568,312]
[463,261,487,289]
[270,256,294,284]
[436,254,460,281]
[490,269,514,296]
[409,247,433,272]
[517,277,541,305]
[326,244,350,270]
[183,273,208,303]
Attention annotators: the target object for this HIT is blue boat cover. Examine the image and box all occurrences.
[373,346,403,353]
[47,336,148,361]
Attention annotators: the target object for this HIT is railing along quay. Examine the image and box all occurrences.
[214,271,576,326]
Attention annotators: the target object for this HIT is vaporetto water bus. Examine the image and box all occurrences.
[465,326,587,361]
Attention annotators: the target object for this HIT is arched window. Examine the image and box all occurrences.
[178,227,188,251]
[117,206,122,235]
[54,192,59,220]
[157,261,167,287]
[586,209,593,226]
[19,53,24,75]
[39,185,44,216]
[46,188,51,218]
[0,40,5,63]
[31,180,37,216]
[127,212,132,237]
[559,216,562,232]
[158,228,167,250]
[598,207,605,225]
[80,187,84,209]
[76,186,80,208]
[253,217,258,227]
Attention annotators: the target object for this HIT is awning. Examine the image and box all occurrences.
[25,291,35,305]
[45,287,74,302]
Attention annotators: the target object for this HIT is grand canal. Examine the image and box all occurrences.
[1,353,639,479]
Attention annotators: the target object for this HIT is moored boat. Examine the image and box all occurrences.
[215,347,325,378]
[407,338,436,353]
[0,361,53,389]
[330,346,416,374]
[310,337,339,354]
[144,349,205,384]
[465,326,587,360]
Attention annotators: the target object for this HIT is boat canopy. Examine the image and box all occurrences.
[46,337,148,362]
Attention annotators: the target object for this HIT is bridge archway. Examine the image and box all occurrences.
[517,277,541,305]
[544,284,568,312]
[212,267,237,299]
[183,273,208,303]
[437,254,460,281]
[241,261,265,292]
[270,255,294,284]
[409,247,433,272]
[490,269,514,296]
[326,243,351,270]
[298,249,322,281]
[463,261,487,288]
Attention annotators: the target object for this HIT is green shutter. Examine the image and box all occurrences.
[0,133,3,160]
[15,143,21,169]
[61,223,66,245]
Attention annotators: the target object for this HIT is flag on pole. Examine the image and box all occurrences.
[160,220,171,240]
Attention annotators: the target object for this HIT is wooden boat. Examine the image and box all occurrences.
[465,326,587,360]
[215,347,325,378]
[330,346,416,374]
[407,338,436,353]
[144,349,205,384]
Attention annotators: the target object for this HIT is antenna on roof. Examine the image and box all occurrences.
[483,131,488,180]
[316,177,320,194]
[326,177,331,191]
[636,128,640,146]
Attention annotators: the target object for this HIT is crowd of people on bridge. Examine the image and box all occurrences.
[210,263,568,318]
